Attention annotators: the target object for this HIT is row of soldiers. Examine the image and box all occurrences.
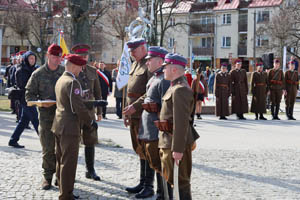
[122,38,199,200]
[214,59,299,120]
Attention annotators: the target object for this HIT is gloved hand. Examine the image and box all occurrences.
[93,100,108,107]
[91,120,98,130]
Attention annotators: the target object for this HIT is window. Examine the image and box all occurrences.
[168,38,175,48]
[222,14,231,25]
[256,35,269,47]
[201,37,213,48]
[112,56,116,63]
[257,11,270,23]
[200,16,214,24]
[169,17,176,26]
[222,37,231,47]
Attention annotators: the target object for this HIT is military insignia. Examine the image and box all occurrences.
[74,88,80,95]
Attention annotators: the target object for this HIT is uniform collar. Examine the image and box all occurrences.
[65,71,76,79]
[154,67,164,76]
[171,75,185,86]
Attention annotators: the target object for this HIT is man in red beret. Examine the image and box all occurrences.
[71,44,102,181]
[229,59,249,120]
[284,61,298,120]
[25,43,65,190]
[250,62,268,120]
[51,54,98,200]
[267,58,286,120]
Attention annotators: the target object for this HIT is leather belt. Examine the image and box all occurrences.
[217,84,228,88]
[127,92,143,98]
[255,83,265,86]
[270,80,282,85]
[286,80,299,85]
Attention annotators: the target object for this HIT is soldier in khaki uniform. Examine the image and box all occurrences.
[214,63,231,120]
[250,62,268,120]
[71,44,102,181]
[284,61,299,120]
[158,53,199,200]
[268,59,286,120]
[25,44,64,190]
[122,38,153,195]
[229,59,248,120]
[51,54,98,200]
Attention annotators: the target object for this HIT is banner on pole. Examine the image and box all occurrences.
[116,43,131,90]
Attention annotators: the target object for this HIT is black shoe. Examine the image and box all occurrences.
[42,179,52,190]
[272,116,280,120]
[255,117,258,120]
[73,194,80,199]
[135,187,154,199]
[219,116,227,120]
[86,170,101,181]
[8,141,25,148]
[126,183,143,193]
[54,179,58,186]
[289,116,296,120]
[11,110,16,114]
[259,116,267,120]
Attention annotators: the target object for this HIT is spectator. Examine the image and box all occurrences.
[290,55,298,72]
[208,70,216,94]
[97,62,112,119]
[184,69,193,87]
[8,51,39,148]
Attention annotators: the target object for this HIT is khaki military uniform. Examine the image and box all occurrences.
[25,63,65,181]
[250,71,268,113]
[51,71,93,200]
[158,76,199,198]
[284,70,299,107]
[214,71,231,117]
[268,69,285,105]
[229,68,248,114]
[77,65,102,146]
[126,58,152,158]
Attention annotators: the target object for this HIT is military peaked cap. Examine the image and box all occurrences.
[71,44,91,55]
[127,38,146,51]
[162,53,187,68]
[145,46,168,59]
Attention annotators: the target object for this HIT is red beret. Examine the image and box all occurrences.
[71,44,90,55]
[289,61,295,65]
[256,62,263,67]
[274,59,280,63]
[48,44,62,57]
[235,59,242,64]
[66,54,87,66]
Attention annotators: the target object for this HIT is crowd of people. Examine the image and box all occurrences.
[2,37,299,200]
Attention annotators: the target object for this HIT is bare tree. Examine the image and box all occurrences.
[139,0,191,46]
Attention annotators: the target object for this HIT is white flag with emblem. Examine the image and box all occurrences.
[116,43,132,90]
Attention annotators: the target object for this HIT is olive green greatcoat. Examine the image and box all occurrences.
[158,76,199,193]
[284,70,299,107]
[250,71,268,113]
[51,71,93,200]
[126,57,152,158]
[214,71,231,117]
[77,65,102,146]
[267,69,285,105]
[25,63,65,181]
[229,68,249,114]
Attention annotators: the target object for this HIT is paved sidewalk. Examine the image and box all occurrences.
[1,103,300,199]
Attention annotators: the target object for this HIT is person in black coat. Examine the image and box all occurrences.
[8,51,39,148]
[97,62,112,119]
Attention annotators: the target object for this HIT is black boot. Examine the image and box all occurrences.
[240,114,246,120]
[135,160,154,199]
[275,104,280,120]
[85,146,101,181]
[156,173,164,200]
[286,107,291,120]
[289,106,296,120]
[196,113,202,119]
[255,113,258,120]
[271,105,276,120]
[259,113,267,120]
[179,188,192,200]
[126,159,145,193]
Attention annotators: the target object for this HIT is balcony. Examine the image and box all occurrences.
[190,23,215,35]
[193,47,213,56]
[238,45,247,56]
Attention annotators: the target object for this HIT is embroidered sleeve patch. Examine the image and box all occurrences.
[74,88,80,95]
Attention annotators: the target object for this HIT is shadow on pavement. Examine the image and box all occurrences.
[193,163,300,192]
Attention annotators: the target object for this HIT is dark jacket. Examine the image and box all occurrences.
[97,69,112,97]
[16,51,37,105]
